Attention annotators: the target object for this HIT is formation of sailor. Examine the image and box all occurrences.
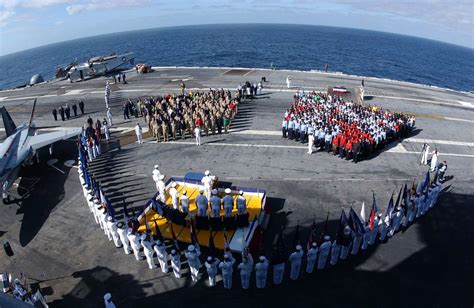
[282,91,414,161]
[78,148,444,290]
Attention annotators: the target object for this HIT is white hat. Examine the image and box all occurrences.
[239,190,244,195]
[104,293,112,301]
[188,245,195,252]
[96,204,102,210]
[396,206,402,210]
[224,253,230,259]
[140,234,147,241]
[324,235,330,241]
[207,256,213,262]
[211,189,218,195]
[156,239,162,245]
[312,242,317,247]
[171,249,176,254]
[225,188,231,194]
[182,190,187,195]
[171,182,177,188]
[107,216,113,221]
[199,188,204,193]
[126,228,133,235]
[94,199,100,204]
[154,165,159,169]
[259,256,266,261]
[159,175,165,180]
[205,170,210,176]
[296,245,302,251]
[377,213,382,218]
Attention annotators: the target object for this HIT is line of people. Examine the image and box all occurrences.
[78,142,443,292]
[52,100,85,121]
[282,91,415,162]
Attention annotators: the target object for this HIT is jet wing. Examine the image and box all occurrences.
[27,128,82,151]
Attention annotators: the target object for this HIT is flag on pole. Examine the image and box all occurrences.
[307,216,317,250]
[153,219,163,241]
[402,183,408,210]
[208,229,216,257]
[292,222,300,248]
[385,193,394,221]
[423,171,430,198]
[190,218,200,250]
[318,212,329,244]
[170,222,179,250]
[360,202,366,223]
[336,209,349,245]
[395,185,403,209]
[143,207,150,234]
[223,229,230,253]
[272,227,286,264]
[369,192,378,230]
[349,207,366,235]
[122,195,129,226]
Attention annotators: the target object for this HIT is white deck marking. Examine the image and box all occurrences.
[64,89,85,96]
[404,138,474,147]
[374,95,474,109]
[147,140,474,158]
[443,117,474,123]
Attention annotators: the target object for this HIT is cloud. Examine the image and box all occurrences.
[66,0,148,15]
[0,0,73,27]
[0,10,15,27]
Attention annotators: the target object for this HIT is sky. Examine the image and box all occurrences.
[0,0,472,56]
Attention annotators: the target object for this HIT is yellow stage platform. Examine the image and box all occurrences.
[136,180,265,251]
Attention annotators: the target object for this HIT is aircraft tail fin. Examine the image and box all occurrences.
[28,99,37,127]
[0,106,17,137]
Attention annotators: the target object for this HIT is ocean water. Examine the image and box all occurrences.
[0,24,473,92]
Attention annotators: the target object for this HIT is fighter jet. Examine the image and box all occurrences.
[0,100,81,203]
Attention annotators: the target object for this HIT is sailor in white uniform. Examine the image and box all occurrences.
[116,222,132,254]
[205,256,220,287]
[169,182,179,210]
[180,190,189,214]
[255,256,269,289]
[219,253,236,289]
[289,245,304,280]
[127,229,143,261]
[141,234,156,269]
[154,239,169,273]
[306,242,318,273]
[170,249,181,278]
[238,253,254,289]
[201,170,212,199]
[185,245,201,282]
[156,174,166,203]
[106,216,122,248]
[317,236,332,269]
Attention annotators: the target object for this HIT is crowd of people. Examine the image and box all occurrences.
[282,91,416,162]
[51,100,85,121]
[116,88,239,143]
[78,134,445,296]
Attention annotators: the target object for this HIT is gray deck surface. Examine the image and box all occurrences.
[0,67,473,307]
